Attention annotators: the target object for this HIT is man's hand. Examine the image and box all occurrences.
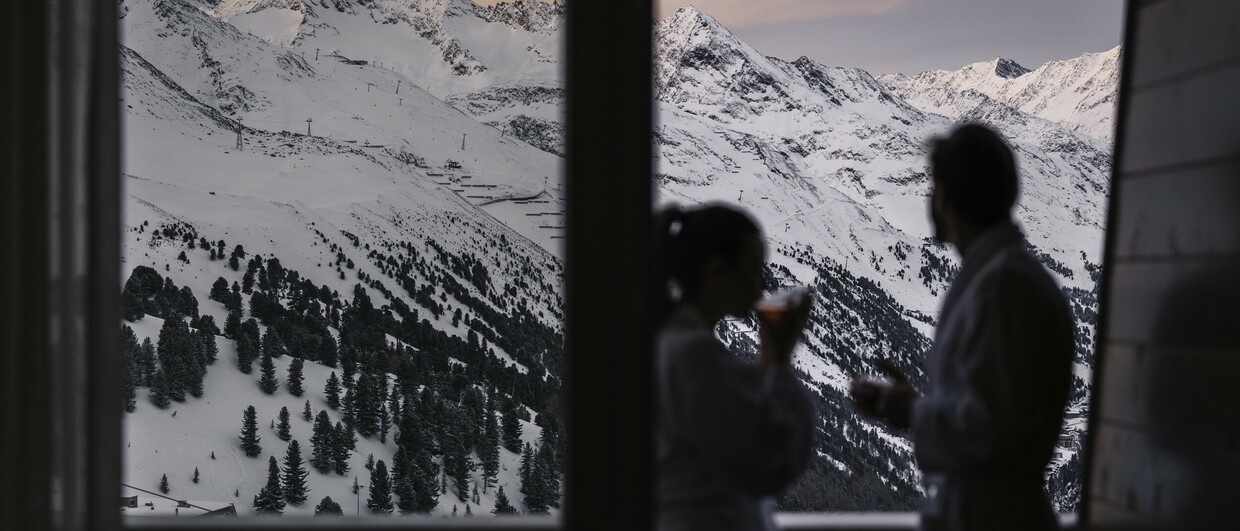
[849,360,917,429]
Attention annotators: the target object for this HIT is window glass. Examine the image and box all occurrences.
[119,0,565,519]
[653,0,1122,511]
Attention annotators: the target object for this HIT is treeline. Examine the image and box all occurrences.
[120,265,219,411]
[123,218,567,514]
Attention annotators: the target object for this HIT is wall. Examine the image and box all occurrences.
[1087,0,1240,528]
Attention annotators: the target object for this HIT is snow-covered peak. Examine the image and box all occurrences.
[479,0,564,34]
[883,46,1120,141]
[994,57,1031,79]
[654,6,801,115]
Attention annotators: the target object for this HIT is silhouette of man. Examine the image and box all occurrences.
[850,123,1074,531]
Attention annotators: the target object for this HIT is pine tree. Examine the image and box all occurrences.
[252,456,286,514]
[318,333,338,368]
[538,423,562,508]
[388,390,401,428]
[121,290,145,322]
[209,277,230,302]
[394,473,416,514]
[480,396,501,492]
[445,418,473,503]
[239,405,262,457]
[342,386,356,430]
[139,337,157,387]
[159,473,170,494]
[324,372,341,409]
[465,504,473,516]
[262,328,285,358]
[149,368,173,409]
[258,349,279,394]
[156,316,190,402]
[472,482,480,505]
[314,496,342,516]
[282,440,310,505]
[492,486,517,515]
[410,448,440,513]
[193,467,199,484]
[310,411,335,474]
[302,400,313,422]
[121,325,141,413]
[365,453,375,472]
[536,440,560,509]
[332,422,352,475]
[224,311,241,339]
[367,460,394,514]
[236,332,259,374]
[353,373,380,438]
[287,357,304,397]
[276,406,291,441]
[501,400,523,453]
[520,442,549,514]
[196,326,219,366]
[452,505,458,516]
[379,403,390,444]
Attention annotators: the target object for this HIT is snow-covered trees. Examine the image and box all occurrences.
[309,411,335,474]
[252,456,285,514]
[501,399,523,453]
[492,486,517,515]
[258,347,279,394]
[158,473,170,494]
[314,496,342,516]
[239,405,262,457]
[332,422,352,475]
[287,357,305,397]
[282,440,310,505]
[366,460,393,514]
[324,372,341,409]
[276,406,291,441]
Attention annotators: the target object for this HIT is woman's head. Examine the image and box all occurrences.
[656,203,765,322]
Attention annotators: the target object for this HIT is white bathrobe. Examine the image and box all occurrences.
[656,305,816,531]
[912,222,1074,531]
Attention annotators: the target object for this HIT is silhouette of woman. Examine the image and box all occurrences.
[654,203,816,531]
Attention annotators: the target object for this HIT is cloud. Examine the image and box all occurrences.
[655,0,912,28]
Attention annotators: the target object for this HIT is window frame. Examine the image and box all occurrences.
[4,0,1121,529]
[15,0,656,530]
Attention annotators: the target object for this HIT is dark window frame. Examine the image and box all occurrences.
[9,0,656,530]
[2,0,1127,529]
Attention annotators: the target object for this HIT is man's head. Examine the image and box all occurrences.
[928,123,1019,247]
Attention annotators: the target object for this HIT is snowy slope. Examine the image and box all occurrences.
[122,0,567,254]
[122,314,543,518]
[881,46,1120,142]
[196,0,563,96]
[120,0,567,518]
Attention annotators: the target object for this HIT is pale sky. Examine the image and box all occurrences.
[661,0,1127,75]
[472,1,1125,75]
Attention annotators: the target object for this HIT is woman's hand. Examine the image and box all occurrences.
[756,291,812,366]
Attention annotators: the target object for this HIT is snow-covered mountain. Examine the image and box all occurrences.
[119,0,1113,516]
[647,6,1108,509]
[881,46,1120,142]
[120,0,568,518]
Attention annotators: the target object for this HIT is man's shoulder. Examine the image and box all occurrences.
[979,243,1069,308]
